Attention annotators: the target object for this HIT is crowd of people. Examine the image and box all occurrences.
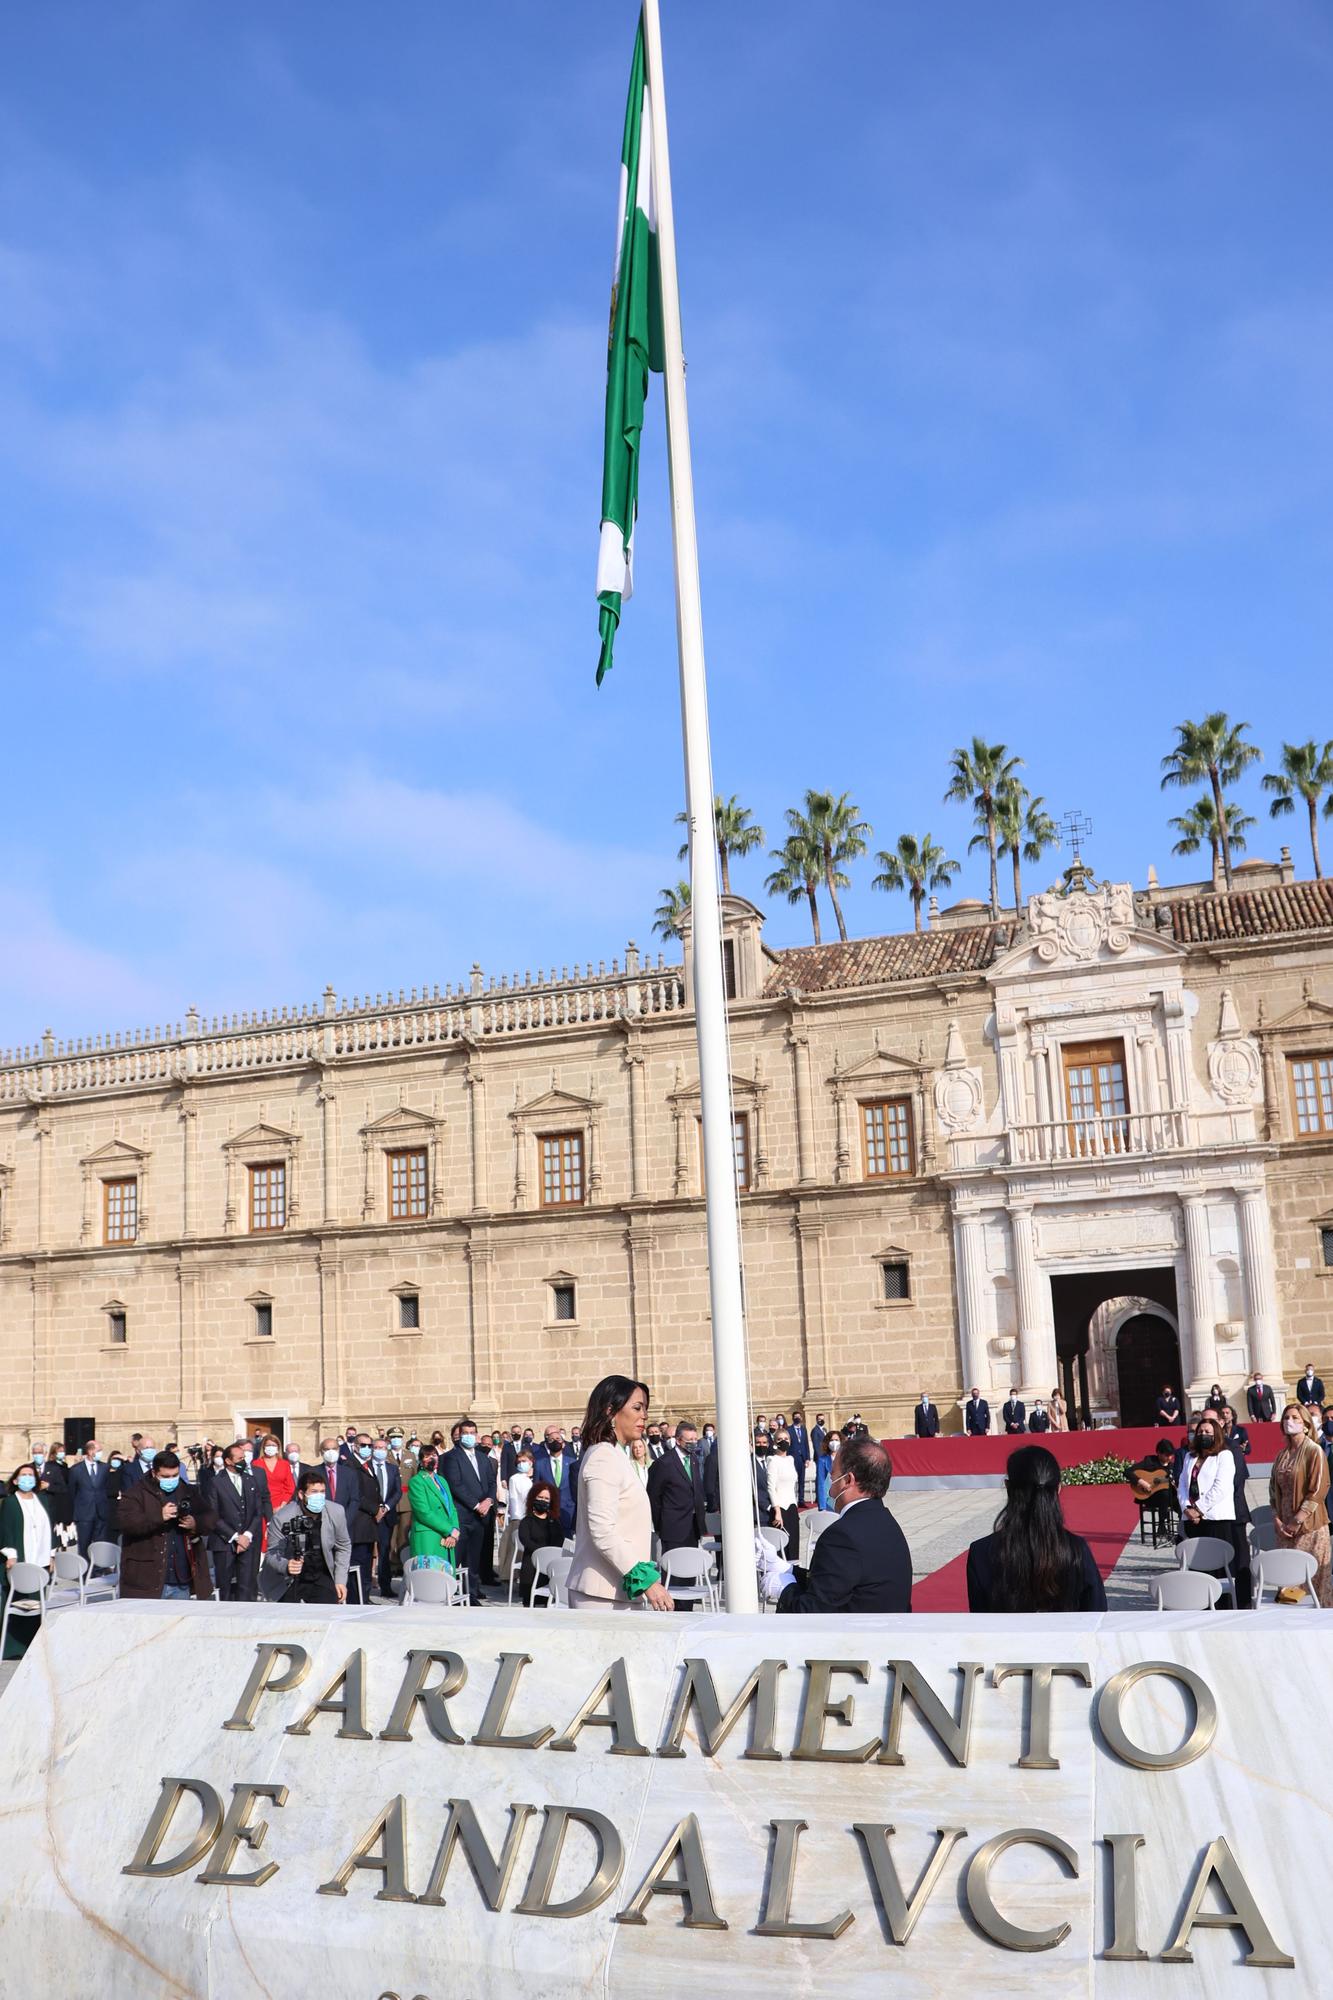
[3,1364,1329,1651]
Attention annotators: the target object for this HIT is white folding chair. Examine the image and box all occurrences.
[403,1566,468,1607]
[48,1550,89,1608]
[660,1546,719,1613]
[530,1548,572,1608]
[1178,1534,1236,1606]
[1253,1548,1320,1606]
[0,1562,49,1655]
[85,1539,121,1603]
[1154,1570,1222,1611]
[561,1537,576,1554]
[759,1525,787,1555]
[505,1542,522,1605]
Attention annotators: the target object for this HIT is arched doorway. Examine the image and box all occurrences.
[1115,1312,1183,1429]
[1051,1267,1180,1426]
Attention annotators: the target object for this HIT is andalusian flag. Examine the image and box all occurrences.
[596,12,664,685]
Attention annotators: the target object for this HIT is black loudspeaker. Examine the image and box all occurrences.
[63,1416,96,1454]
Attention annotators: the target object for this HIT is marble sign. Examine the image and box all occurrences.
[0,1601,1322,1996]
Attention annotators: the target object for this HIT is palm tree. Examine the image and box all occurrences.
[653,881,691,942]
[871,834,960,932]
[1262,739,1333,880]
[990,784,1059,912]
[1160,713,1262,889]
[789,789,871,942]
[1168,795,1254,873]
[944,738,1023,917]
[674,794,766,895]
[765,831,824,944]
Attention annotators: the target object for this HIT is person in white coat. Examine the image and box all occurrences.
[766,1432,800,1558]
[567,1376,673,1612]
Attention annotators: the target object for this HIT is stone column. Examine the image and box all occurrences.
[627,1219,657,1384]
[1010,1202,1056,1396]
[318,1082,338,1224]
[317,1243,344,1422]
[1181,1194,1218,1389]
[788,1028,816,1185]
[31,1269,53,1432]
[466,1062,489,1213]
[623,1042,647,1198]
[36,1112,52,1251]
[1237,1184,1283,1381]
[953,1209,991,1395]
[178,1260,203,1429]
[179,1101,198,1239]
[467,1230,496,1410]
[794,1210,832,1399]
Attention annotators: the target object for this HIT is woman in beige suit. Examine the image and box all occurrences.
[568,1375,674,1611]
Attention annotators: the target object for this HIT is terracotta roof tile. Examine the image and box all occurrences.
[1167,880,1333,944]
[763,925,1002,995]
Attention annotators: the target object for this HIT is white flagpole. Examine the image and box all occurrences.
[641,0,759,1613]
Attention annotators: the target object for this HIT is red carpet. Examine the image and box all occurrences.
[888,1422,1283,1479]
[911,1484,1142,1612]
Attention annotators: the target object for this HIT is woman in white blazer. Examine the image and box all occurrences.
[568,1375,674,1611]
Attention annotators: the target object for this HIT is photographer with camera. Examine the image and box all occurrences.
[260,1468,351,1604]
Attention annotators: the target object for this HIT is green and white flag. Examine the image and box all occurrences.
[596,10,664,685]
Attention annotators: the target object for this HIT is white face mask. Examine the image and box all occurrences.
[322,1449,339,1465]
[1285,1420,1304,1436]
[263,1446,278,1458]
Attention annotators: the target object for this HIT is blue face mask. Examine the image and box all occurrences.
[356,1444,371,1460]
[306,1492,327,1513]
[158,1476,180,1494]
[372,1447,387,1462]
[16,1474,36,1492]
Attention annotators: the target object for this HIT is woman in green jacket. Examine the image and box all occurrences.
[407,1447,459,1572]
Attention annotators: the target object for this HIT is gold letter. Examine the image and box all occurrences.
[964,1829,1078,1952]
[195,1783,289,1889]
[513,1805,624,1919]
[1102,1834,1147,1962]
[222,1643,310,1731]
[878,1660,980,1767]
[992,1663,1091,1770]
[317,1796,415,1903]
[379,1650,467,1744]
[471,1654,554,1751]
[418,1799,537,1910]
[550,1657,648,1755]
[616,1815,727,1929]
[1161,1838,1295,1969]
[122,1778,223,1878]
[792,1660,879,1762]
[658,1658,785,1760]
[287,1649,372,1741]
[853,1824,967,1945]
[753,1820,853,1939]
[1096,1662,1217,1771]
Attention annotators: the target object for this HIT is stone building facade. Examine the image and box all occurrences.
[2,860,1332,1460]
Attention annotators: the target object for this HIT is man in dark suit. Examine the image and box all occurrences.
[810,1415,827,1462]
[647,1421,706,1558]
[703,1441,771,1525]
[1028,1399,1052,1433]
[440,1417,499,1603]
[366,1440,403,1599]
[1153,1385,1182,1425]
[118,1436,157,1499]
[532,1426,578,1536]
[787,1411,810,1504]
[913,1394,940,1438]
[1245,1374,1275,1423]
[202,1439,264,1599]
[766,1438,911,1614]
[1298,1365,1325,1407]
[68,1437,112,1559]
[320,1441,363,1545]
[1001,1395,1027,1435]
[499,1428,524,1483]
[964,1388,991,1436]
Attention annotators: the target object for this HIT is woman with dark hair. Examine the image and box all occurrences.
[518,1479,567,1606]
[1,1463,58,1659]
[408,1446,460,1574]
[567,1374,673,1611]
[966,1445,1106,1613]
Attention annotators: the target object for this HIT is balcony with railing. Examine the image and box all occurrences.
[1008,1109,1189,1166]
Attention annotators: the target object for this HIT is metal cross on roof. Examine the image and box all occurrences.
[1061,811,1093,866]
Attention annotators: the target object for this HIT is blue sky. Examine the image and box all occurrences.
[2,0,1331,1048]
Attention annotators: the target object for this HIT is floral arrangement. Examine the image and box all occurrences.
[1062,1455,1133,1487]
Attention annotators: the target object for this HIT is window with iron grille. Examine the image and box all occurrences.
[253,1301,273,1338]
[881,1260,910,1302]
[862,1099,914,1178]
[388,1148,428,1219]
[540,1132,585,1207]
[552,1281,577,1323]
[722,938,738,1000]
[1290,1056,1333,1137]
[696,1112,751,1193]
[108,1309,127,1344]
[399,1291,421,1330]
[1322,1226,1333,1269]
[103,1178,138,1244]
[249,1163,287,1233]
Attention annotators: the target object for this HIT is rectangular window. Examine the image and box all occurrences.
[1322,1226,1333,1269]
[1062,1038,1130,1153]
[253,1302,273,1339]
[398,1292,420,1330]
[552,1281,577,1322]
[103,1178,138,1245]
[881,1261,910,1302]
[540,1132,585,1208]
[696,1112,752,1193]
[1290,1056,1333,1138]
[722,938,738,1001]
[108,1309,127,1344]
[862,1099,914,1178]
[249,1163,287,1233]
[388,1147,429,1219]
